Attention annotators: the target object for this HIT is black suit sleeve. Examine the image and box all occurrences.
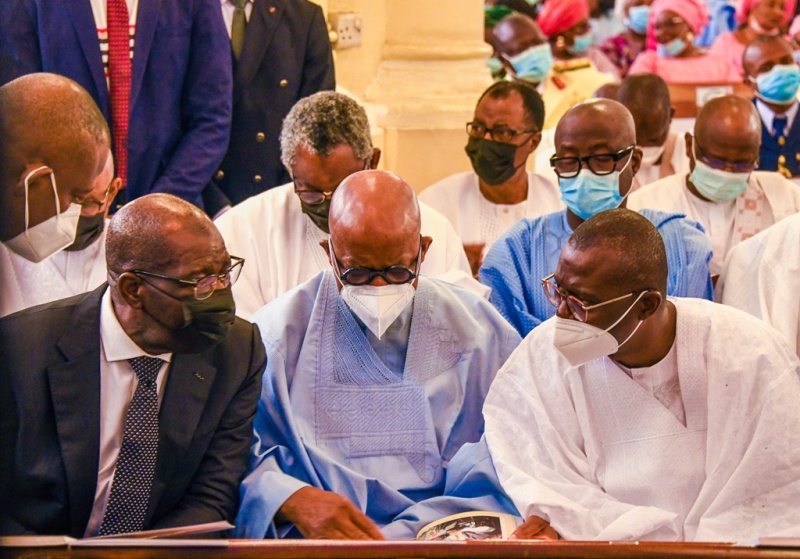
[151,324,267,530]
[298,4,335,98]
[0,0,43,85]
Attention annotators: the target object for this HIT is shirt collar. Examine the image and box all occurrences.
[100,289,173,364]
[755,98,800,135]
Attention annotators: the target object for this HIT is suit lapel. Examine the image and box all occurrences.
[130,0,163,112]
[233,0,286,105]
[146,354,217,521]
[65,0,109,111]
[48,286,106,537]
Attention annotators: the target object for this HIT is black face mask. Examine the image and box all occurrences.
[465,136,521,186]
[300,199,331,234]
[180,288,237,347]
[63,213,105,252]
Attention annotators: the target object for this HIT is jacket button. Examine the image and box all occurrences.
[215,170,224,180]
[256,132,265,142]
[254,175,262,183]
[279,79,288,87]
[269,6,276,13]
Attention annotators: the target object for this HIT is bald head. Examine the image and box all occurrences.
[695,95,761,154]
[106,194,222,275]
[493,13,547,57]
[556,99,636,147]
[617,74,672,147]
[742,35,794,79]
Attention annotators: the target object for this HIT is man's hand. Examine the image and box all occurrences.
[508,515,560,540]
[463,242,486,279]
[277,486,385,540]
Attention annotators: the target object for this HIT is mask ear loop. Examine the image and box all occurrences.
[601,289,648,337]
[21,166,57,237]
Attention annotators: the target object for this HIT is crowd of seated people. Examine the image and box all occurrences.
[2,0,800,546]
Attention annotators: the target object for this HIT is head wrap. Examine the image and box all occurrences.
[649,0,710,35]
[485,4,516,27]
[736,0,797,26]
[537,0,591,37]
[790,14,800,36]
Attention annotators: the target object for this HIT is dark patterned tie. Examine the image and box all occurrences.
[774,116,788,139]
[230,0,248,60]
[107,0,132,188]
[98,356,162,535]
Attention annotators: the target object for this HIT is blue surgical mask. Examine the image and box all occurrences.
[507,43,554,83]
[689,144,750,202]
[559,153,633,220]
[567,32,593,55]
[754,64,800,105]
[485,56,504,76]
[657,37,687,57]
[627,5,650,34]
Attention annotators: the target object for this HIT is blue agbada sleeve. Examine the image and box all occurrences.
[480,220,542,338]
[381,437,520,539]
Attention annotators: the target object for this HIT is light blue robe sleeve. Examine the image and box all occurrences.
[381,437,520,539]
[641,210,714,301]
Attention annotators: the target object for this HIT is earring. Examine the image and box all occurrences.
[556,35,566,49]
[686,32,694,42]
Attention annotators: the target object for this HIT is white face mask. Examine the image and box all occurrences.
[552,291,646,367]
[638,144,666,166]
[340,283,416,340]
[4,167,82,263]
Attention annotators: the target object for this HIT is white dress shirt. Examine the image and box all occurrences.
[755,98,799,136]
[220,0,253,38]
[84,290,172,537]
[617,340,685,426]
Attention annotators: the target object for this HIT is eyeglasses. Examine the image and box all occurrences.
[330,237,422,286]
[466,121,538,144]
[695,149,758,174]
[654,16,686,31]
[294,183,334,205]
[131,256,245,300]
[541,273,636,322]
[549,146,635,179]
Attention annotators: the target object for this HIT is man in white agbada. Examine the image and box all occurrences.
[214,91,478,319]
[0,74,111,317]
[419,81,562,276]
[629,95,800,276]
[616,74,689,192]
[484,208,800,542]
[235,170,521,540]
[719,212,800,357]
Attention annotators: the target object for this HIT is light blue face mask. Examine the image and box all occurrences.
[567,32,593,55]
[508,43,554,83]
[754,63,800,105]
[627,5,650,34]
[559,152,633,220]
[485,56,505,76]
[657,36,687,57]
[689,144,750,202]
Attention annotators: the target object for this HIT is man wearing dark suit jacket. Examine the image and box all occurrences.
[0,194,266,537]
[0,0,232,211]
[208,0,335,211]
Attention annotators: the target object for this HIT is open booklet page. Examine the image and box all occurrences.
[416,511,520,541]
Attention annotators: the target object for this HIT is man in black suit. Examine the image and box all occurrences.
[0,194,266,537]
[206,0,335,213]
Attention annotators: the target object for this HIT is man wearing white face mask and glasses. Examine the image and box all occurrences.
[236,169,520,540]
[483,208,800,542]
[629,94,800,277]
[0,73,111,316]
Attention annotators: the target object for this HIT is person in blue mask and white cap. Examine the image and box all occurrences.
[480,98,713,338]
[629,94,800,277]
[743,35,800,182]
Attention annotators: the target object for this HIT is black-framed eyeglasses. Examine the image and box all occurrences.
[330,237,422,286]
[549,145,635,179]
[466,121,538,144]
[541,273,637,322]
[130,256,245,300]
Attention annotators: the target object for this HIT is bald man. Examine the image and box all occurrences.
[494,13,613,130]
[236,170,520,540]
[1,152,121,317]
[743,36,800,181]
[0,73,109,264]
[0,194,265,536]
[482,99,713,338]
[616,73,689,191]
[215,91,479,319]
[629,95,800,276]
[485,208,800,541]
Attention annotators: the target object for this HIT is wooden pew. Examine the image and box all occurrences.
[667,83,754,118]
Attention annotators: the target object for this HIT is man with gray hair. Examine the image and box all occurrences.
[214,91,479,319]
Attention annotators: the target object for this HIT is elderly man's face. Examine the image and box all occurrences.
[687,132,759,175]
[495,20,547,58]
[633,108,671,149]
[79,154,121,218]
[472,91,540,168]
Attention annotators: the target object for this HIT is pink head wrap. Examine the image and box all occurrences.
[537,0,591,37]
[790,14,800,36]
[649,0,711,35]
[736,0,796,26]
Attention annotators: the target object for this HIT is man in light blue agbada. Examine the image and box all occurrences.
[236,170,521,540]
[480,99,714,337]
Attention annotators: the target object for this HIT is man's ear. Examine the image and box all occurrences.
[630,146,643,176]
[668,105,675,125]
[370,147,382,169]
[420,235,433,263]
[320,239,331,258]
[684,132,693,160]
[638,290,663,320]
[528,131,543,154]
[14,164,52,197]
[116,272,146,309]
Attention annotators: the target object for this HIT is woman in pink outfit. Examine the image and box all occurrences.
[628,0,741,83]
[708,0,796,79]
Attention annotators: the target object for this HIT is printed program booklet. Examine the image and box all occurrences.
[416,511,520,541]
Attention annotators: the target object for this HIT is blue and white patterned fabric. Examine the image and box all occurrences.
[235,272,520,539]
[480,209,714,338]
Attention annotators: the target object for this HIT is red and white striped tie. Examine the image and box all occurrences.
[107,0,131,188]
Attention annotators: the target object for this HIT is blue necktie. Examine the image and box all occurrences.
[774,116,788,139]
[98,356,163,535]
